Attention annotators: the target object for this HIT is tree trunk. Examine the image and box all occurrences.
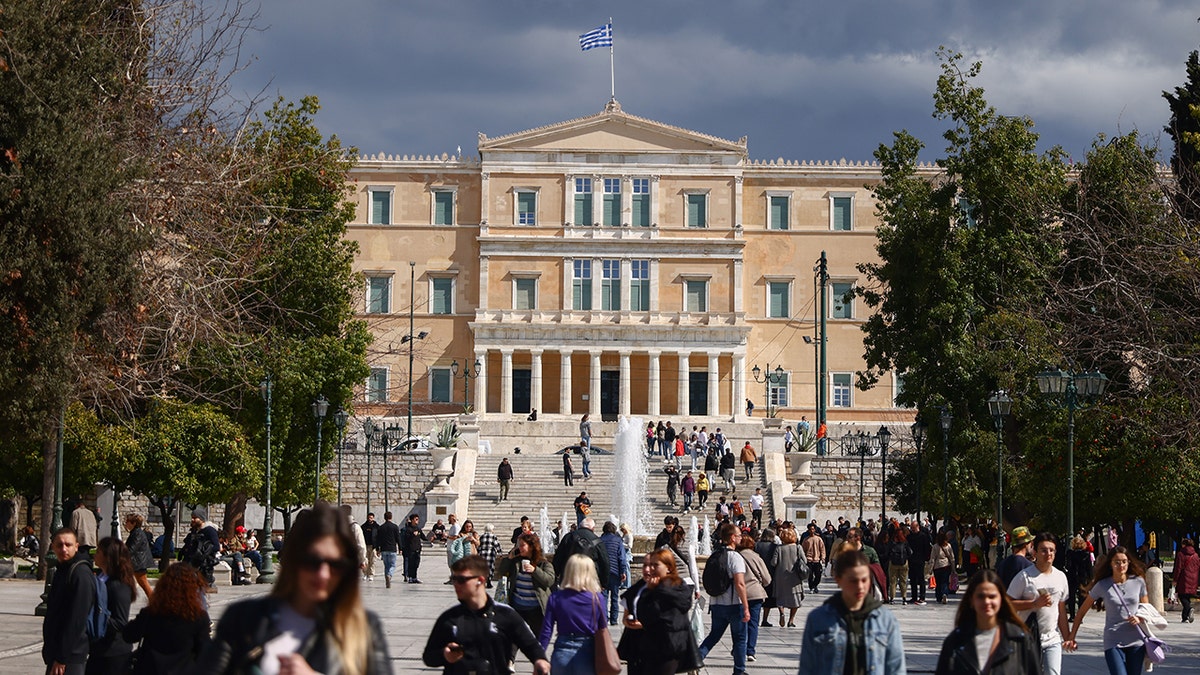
[38,435,55,580]
[152,496,177,571]
[0,497,16,554]
[223,491,247,538]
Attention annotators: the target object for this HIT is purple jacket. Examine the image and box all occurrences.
[682,475,696,494]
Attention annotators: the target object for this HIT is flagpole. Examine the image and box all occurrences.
[608,17,616,102]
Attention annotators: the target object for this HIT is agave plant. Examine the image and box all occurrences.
[435,420,461,449]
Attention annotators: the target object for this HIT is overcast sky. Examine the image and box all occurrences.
[228,1,1200,163]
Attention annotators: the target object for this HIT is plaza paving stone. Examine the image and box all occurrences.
[2,558,1198,673]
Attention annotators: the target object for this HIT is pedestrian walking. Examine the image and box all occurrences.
[478,524,503,588]
[1006,532,1070,674]
[71,500,99,555]
[799,548,906,674]
[572,491,591,526]
[599,522,630,625]
[1067,546,1151,675]
[538,554,609,672]
[191,502,394,674]
[739,441,757,481]
[935,569,1041,674]
[697,523,752,674]
[720,450,737,492]
[1063,535,1092,623]
[554,517,609,586]
[496,533,557,637]
[85,537,137,675]
[580,440,593,479]
[376,511,401,588]
[803,523,827,594]
[618,549,702,674]
[907,520,933,605]
[738,532,772,664]
[121,563,210,674]
[401,513,426,583]
[178,507,219,588]
[745,398,755,416]
[886,529,910,605]
[931,530,956,605]
[696,472,711,509]
[579,414,592,448]
[425,555,550,674]
[43,527,96,675]
[664,464,679,506]
[749,488,765,531]
[662,421,675,460]
[1174,537,1199,623]
[122,513,155,600]
[682,471,696,513]
[771,527,806,626]
[361,512,380,582]
[562,452,575,487]
[498,457,514,502]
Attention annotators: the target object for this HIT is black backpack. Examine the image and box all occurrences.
[889,542,910,566]
[702,550,732,596]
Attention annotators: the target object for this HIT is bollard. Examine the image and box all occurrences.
[1145,565,1165,613]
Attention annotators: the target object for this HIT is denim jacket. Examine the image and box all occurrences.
[798,599,906,675]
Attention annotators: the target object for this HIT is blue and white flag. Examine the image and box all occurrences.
[579,23,613,51]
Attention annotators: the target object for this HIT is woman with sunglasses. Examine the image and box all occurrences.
[617,549,702,674]
[191,502,393,674]
[1068,546,1150,675]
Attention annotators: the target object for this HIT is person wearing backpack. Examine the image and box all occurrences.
[887,530,911,605]
[86,537,137,675]
[698,522,751,675]
[178,507,219,589]
[43,527,97,675]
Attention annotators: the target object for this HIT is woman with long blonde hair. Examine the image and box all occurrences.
[539,554,607,673]
[190,502,393,674]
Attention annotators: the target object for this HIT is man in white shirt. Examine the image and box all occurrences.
[698,522,751,672]
[749,488,765,530]
[1007,531,1073,675]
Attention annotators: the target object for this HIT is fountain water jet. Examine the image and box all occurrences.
[610,416,652,535]
[539,504,555,553]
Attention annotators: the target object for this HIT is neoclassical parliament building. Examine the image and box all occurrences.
[346,101,912,430]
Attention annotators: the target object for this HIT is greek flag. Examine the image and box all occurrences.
[579,23,613,51]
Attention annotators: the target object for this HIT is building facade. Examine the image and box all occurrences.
[347,101,909,427]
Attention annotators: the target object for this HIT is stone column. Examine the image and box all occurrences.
[649,259,660,312]
[589,350,602,417]
[732,258,743,314]
[678,352,690,416]
[474,348,488,414]
[560,351,573,415]
[590,258,601,312]
[619,258,631,312]
[648,351,661,417]
[479,256,490,312]
[563,258,573,311]
[619,351,632,416]
[732,352,746,421]
[530,349,543,415]
[500,349,513,415]
[707,352,720,417]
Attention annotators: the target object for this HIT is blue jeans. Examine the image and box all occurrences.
[582,455,591,477]
[603,573,622,623]
[551,634,595,674]
[1104,645,1145,675]
[746,599,763,657]
[698,603,748,674]
[381,551,397,579]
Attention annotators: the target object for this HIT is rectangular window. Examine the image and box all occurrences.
[769,195,789,230]
[958,197,978,229]
[767,281,789,318]
[601,259,621,310]
[893,373,912,408]
[517,191,537,225]
[831,282,853,319]
[832,373,852,408]
[370,190,391,225]
[514,278,537,310]
[770,373,790,408]
[431,277,453,315]
[572,260,592,310]
[367,368,388,403]
[366,276,390,314]
[430,367,451,403]
[434,191,454,225]
[602,178,621,226]
[832,196,852,231]
[574,177,593,225]
[630,260,650,311]
[631,178,650,227]
[686,193,707,228]
[685,280,707,312]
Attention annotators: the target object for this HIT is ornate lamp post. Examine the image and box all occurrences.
[374,423,390,513]
[910,418,927,527]
[877,426,892,522]
[845,430,876,525]
[987,390,1012,554]
[939,407,953,532]
[402,261,428,444]
[333,408,348,504]
[451,358,482,411]
[751,364,786,418]
[311,394,329,503]
[1036,370,1108,535]
[361,418,375,516]
[258,374,277,584]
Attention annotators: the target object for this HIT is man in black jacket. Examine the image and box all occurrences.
[402,512,426,584]
[43,528,95,675]
[553,516,609,584]
[361,512,379,582]
[375,511,401,588]
[424,555,549,674]
[906,520,933,605]
[179,507,220,588]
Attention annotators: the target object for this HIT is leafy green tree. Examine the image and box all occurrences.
[1163,50,1200,221]
[860,49,1068,526]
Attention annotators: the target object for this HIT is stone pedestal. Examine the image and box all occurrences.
[1145,565,1165,612]
[782,451,819,523]
[424,487,460,527]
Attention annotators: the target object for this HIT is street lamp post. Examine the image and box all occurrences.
[751,364,786,418]
[361,418,375,517]
[403,261,429,444]
[939,407,952,532]
[258,374,276,584]
[987,390,1012,555]
[877,426,892,522]
[334,409,348,504]
[371,423,387,513]
[311,394,329,504]
[1036,369,1108,535]
[451,358,482,411]
[910,419,926,527]
[845,430,875,525]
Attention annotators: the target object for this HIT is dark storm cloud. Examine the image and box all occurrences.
[230,0,1200,162]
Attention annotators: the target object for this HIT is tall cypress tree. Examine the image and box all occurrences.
[1163,50,1200,221]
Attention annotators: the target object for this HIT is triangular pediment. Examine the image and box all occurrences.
[479,103,747,155]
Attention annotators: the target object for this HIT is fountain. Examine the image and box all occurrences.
[539,504,555,553]
[611,416,652,535]
[700,516,712,556]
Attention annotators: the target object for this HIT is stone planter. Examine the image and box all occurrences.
[429,446,458,489]
[763,417,784,428]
